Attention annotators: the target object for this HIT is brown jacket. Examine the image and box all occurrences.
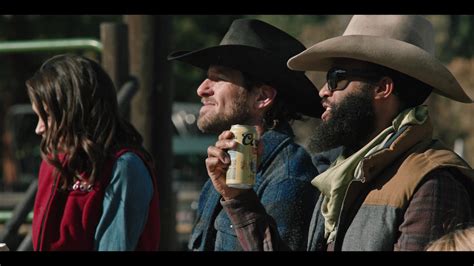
[309,121,474,251]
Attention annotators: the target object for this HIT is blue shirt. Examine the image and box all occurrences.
[94,152,153,251]
[188,122,320,251]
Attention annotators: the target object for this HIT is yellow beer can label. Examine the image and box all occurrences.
[226,124,258,189]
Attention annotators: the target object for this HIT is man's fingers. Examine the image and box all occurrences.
[205,157,228,178]
[215,139,238,151]
[207,146,231,164]
[218,130,234,140]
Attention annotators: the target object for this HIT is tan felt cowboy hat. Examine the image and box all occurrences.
[288,15,472,103]
[168,18,323,117]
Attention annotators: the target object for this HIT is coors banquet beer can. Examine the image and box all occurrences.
[226,124,258,189]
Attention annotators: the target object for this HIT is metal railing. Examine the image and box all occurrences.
[0,39,102,54]
[0,180,37,250]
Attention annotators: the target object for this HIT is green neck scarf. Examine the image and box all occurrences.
[312,105,429,243]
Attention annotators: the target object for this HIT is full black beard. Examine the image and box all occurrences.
[310,88,376,155]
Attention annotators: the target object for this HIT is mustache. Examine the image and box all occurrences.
[321,98,333,108]
[201,98,217,105]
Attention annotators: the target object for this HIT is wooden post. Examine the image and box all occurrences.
[152,15,175,251]
[100,22,129,91]
[125,15,176,250]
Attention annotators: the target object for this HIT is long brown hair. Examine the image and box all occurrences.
[26,54,148,188]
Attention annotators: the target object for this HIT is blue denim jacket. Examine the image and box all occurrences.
[188,123,319,251]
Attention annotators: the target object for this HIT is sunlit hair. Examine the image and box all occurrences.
[426,227,474,251]
[26,54,149,189]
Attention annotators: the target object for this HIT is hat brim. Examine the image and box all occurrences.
[168,45,323,117]
[288,35,472,103]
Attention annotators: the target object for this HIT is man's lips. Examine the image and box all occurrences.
[201,98,216,106]
[200,100,216,114]
[321,102,332,121]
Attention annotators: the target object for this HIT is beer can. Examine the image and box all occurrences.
[226,124,258,189]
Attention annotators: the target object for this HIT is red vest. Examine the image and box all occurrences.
[31,148,160,251]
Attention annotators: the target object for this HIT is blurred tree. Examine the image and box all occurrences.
[0,15,122,109]
[428,57,474,165]
[428,15,474,62]
[246,15,329,38]
[444,15,474,61]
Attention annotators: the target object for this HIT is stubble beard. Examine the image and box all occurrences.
[197,93,252,134]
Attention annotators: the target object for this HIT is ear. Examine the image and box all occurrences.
[373,76,395,100]
[254,85,277,111]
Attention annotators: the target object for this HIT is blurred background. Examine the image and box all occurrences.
[0,15,473,251]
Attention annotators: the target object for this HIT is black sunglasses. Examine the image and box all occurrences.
[326,67,381,92]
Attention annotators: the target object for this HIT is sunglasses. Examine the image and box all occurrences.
[326,67,381,92]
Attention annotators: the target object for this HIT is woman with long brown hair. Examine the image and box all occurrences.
[27,54,160,251]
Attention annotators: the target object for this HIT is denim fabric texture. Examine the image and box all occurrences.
[188,123,319,251]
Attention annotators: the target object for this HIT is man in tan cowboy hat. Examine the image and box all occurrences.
[219,15,474,251]
[168,18,326,251]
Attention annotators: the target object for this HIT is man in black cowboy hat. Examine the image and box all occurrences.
[168,18,327,251]
[218,15,474,251]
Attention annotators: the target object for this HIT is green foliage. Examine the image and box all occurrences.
[428,15,474,62]
[0,15,122,105]
[245,15,329,37]
[445,15,474,60]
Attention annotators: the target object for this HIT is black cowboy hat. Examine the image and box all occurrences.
[168,18,323,118]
